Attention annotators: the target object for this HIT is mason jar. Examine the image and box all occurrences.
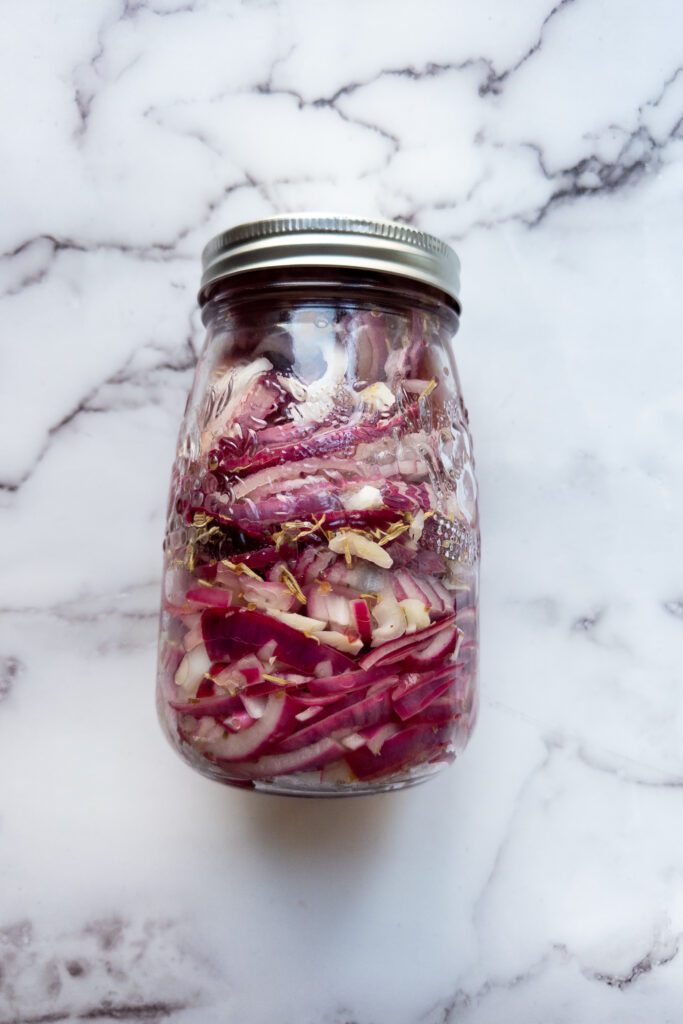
[156,214,479,796]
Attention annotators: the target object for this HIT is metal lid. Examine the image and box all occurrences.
[199,213,461,307]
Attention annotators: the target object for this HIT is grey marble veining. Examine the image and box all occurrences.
[1,1,683,1021]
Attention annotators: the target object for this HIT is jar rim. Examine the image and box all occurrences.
[199,213,461,309]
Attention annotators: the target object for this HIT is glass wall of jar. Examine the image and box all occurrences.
[157,218,479,796]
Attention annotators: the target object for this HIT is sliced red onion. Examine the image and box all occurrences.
[428,577,455,612]
[217,402,420,476]
[195,677,216,699]
[241,680,288,698]
[306,664,399,696]
[317,630,363,655]
[171,691,244,718]
[341,732,367,751]
[163,303,479,788]
[295,706,323,723]
[207,502,403,539]
[256,420,318,446]
[228,488,343,530]
[325,561,386,591]
[223,710,257,733]
[227,737,346,779]
[233,459,386,502]
[346,721,451,780]
[381,480,433,514]
[392,569,431,605]
[362,721,400,755]
[278,688,393,753]
[413,696,462,726]
[411,549,448,576]
[182,621,205,652]
[175,643,211,694]
[186,587,234,609]
[346,310,387,384]
[290,690,359,708]
[212,656,263,692]
[201,609,358,674]
[305,586,352,628]
[240,693,268,719]
[381,625,461,672]
[234,374,286,434]
[350,599,372,645]
[191,693,298,762]
[359,615,455,670]
[455,606,477,638]
[391,569,453,617]
[200,357,272,448]
[391,668,456,721]
[294,546,335,583]
[222,545,294,572]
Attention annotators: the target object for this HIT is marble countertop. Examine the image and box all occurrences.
[2,1,683,1021]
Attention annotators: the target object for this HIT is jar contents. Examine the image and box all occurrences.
[158,293,479,795]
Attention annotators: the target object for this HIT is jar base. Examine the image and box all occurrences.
[225,760,448,798]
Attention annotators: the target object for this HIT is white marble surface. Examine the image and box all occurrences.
[1,1,683,1021]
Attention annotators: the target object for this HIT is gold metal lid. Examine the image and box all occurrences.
[199,213,461,307]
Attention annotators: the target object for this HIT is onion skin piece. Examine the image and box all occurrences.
[201,609,358,675]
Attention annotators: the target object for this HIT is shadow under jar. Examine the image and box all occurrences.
[157,215,480,796]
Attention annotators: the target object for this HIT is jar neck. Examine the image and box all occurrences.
[199,266,460,332]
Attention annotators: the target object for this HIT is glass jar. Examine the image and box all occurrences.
[156,215,479,796]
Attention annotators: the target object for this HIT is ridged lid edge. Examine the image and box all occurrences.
[199,212,461,307]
